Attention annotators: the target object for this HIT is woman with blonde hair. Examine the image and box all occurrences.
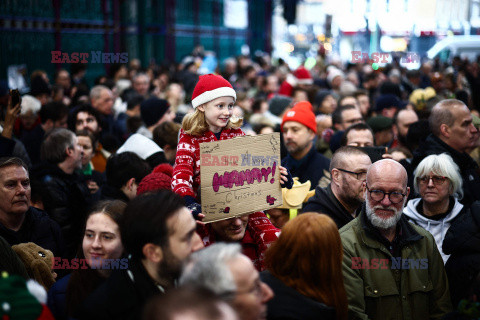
[262,213,348,320]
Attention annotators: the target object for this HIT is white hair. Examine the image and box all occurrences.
[20,95,41,115]
[365,194,404,229]
[179,243,241,299]
[413,153,463,199]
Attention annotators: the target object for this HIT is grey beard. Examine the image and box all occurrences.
[365,196,403,229]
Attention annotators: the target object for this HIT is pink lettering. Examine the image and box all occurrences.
[212,162,277,192]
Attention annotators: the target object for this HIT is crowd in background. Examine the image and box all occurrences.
[1,46,480,320]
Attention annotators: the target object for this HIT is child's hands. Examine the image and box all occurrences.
[279,166,294,189]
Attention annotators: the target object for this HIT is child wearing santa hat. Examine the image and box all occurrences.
[172,74,292,219]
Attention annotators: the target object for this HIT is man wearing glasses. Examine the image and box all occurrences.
[304,146,371,229]
[340,159,452,320]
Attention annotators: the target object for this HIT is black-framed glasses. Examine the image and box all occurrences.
[365,184,406,204]
[417,175,448,185]
[336,168,367,181]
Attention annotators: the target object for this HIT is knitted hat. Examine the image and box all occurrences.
[375,94,402,112]
[0,272,54,320]
[268,95,293,116]
[281,102,317,133]
[136,163,173,195]
[293,67,313,85]
[191,74,236,109]
[327,68,344,85]
[140,97,170,127]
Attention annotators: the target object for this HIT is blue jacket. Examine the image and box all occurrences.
[47,274,71,320]
[281,145,330,189]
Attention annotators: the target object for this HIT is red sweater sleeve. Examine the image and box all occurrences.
[172,130,200,198]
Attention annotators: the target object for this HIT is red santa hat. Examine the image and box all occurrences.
[191,74,236,109]
[293,67,313,85]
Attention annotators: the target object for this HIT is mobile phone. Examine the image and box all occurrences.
[10,89,20,107]
[360,146,387,163]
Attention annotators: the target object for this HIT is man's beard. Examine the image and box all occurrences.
[157,246,183,284]
[365,195,404,229]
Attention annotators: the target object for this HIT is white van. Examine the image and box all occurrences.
[427,35,480,61]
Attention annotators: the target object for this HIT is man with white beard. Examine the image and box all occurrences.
[339,159,452,320]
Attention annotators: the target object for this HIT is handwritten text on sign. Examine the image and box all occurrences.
[200,133,282,223]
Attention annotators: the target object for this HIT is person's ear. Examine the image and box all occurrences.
[126,177,136,191]
[197,105,205,112]
[406,186,410,198]
[331,168,341,184]
[142,243,163,263]
[440,123,450,138]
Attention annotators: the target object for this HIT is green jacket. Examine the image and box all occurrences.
[339,206,452,320]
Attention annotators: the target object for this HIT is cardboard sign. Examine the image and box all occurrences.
[200,133,282,223]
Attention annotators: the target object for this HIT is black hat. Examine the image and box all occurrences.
[30,75,51,96]
[140,97,170,127]
[366,115,393,133]
[269,95,293,117]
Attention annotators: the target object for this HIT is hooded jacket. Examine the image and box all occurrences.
[410,134,480,206]
[403,197,464,264]
[303,183,355,229]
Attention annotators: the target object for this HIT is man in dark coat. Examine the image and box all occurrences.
[31,128,91,258]
[281,101,330,189]
[0,157,63,257]
[410,99,480,206]
[76,191,203,320]
[304,146,371,229]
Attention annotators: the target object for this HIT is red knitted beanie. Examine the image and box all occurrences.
[136,164,173,195]
[281,101,317,133]
[191,74,236,108]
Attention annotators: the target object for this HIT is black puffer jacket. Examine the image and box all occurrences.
[31,162,91,258]
[442,201,480,307]
[303,183,354,229]
[410,134,480,206]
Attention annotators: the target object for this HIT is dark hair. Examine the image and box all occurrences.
[40,128,75,164]
[142,286,227,320]
[332,104,356,127]
[68,103,102,133]
[39,101,68,124]
[341,122,374,146]
[120,191,185,259]
[105,152,151,189]
[127,95,145,111]
[76,129,97,148]
[153,121,181,149]
[0,157,28,171]
[66,200,127,316]
[406,120,431,153]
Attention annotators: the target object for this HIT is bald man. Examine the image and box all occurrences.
[411,99,480,205]
[304,146,371,228]
[340,159,451,320]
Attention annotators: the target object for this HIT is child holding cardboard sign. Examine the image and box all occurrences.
[172,74,292,219]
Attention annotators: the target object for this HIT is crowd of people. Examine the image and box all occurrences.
[1,49,480,320]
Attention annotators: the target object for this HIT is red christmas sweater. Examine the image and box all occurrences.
[197,211,280,271]
[172,128,245,199]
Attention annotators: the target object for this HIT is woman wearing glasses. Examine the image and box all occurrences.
[403,153,464,264]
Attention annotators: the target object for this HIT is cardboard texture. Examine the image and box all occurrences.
[200,133,283,223]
